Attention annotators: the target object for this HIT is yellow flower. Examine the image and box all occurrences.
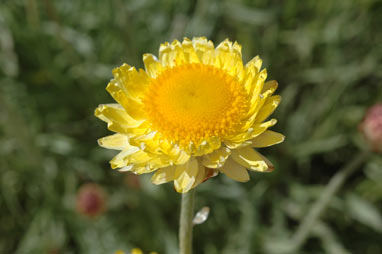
[131,248,143,254]
[114,249,158,254]
[96,37,284,193]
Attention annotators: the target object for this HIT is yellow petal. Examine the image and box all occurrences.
[261,154,275,172]
[251,130,285,148]
[181,38,200,64]
[160,140,191,165]
[215,39,244,78]
[231,147,271,172]
[246,69,268,117]
[132,152,170,173]
[242,69,257,95]
[109,145,140,169]
[191,164,206,189]
[158,41,171,66]
[110,65,149,99]
[193,136,221,156]
[135,136,191,165]
[223,139,252,150]
[225,119,277,148]
[119,165,152,174]
[255,95,281,123]
[110,147,170,172]
[202,146,231,168]
[174,157,198,193]
[107,64,149,119]
[158,37,217,68]
[104,87,144,120]
[220,157,250,182]
[97,133,129,150]
[262,80,278,94]
[243,56,263,94]
[192,37,215,65]
[159,40,184,67]
[246,55,262,74]
[151,162,206,189]
[151,166,176,185]
[243,80,278,129]
[169,147,191,165]
[94,104,145,134]
[143,53,163,78]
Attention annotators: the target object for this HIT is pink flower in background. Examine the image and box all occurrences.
[359,103,382,153]
[76,183,106,217]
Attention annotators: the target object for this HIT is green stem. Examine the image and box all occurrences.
[291,150,370,251]
[179,188,195,254]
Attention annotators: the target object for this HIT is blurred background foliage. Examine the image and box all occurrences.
[0,0,381,253]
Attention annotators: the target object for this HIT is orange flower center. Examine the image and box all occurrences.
[143,63,248,146]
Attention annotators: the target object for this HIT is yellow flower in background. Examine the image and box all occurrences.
[131,248,143,254]
[96,37,284,193]
[114,249,158,254]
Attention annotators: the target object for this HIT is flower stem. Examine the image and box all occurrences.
[179,188,195,254]
[291,150,370,250]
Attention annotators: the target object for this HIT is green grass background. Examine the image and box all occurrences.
[0,0,381,253]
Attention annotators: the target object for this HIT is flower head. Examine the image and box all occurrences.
[114,249,158,254]
[76,183,106,217]
[359,103,382,153]
[95,37,284,193]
